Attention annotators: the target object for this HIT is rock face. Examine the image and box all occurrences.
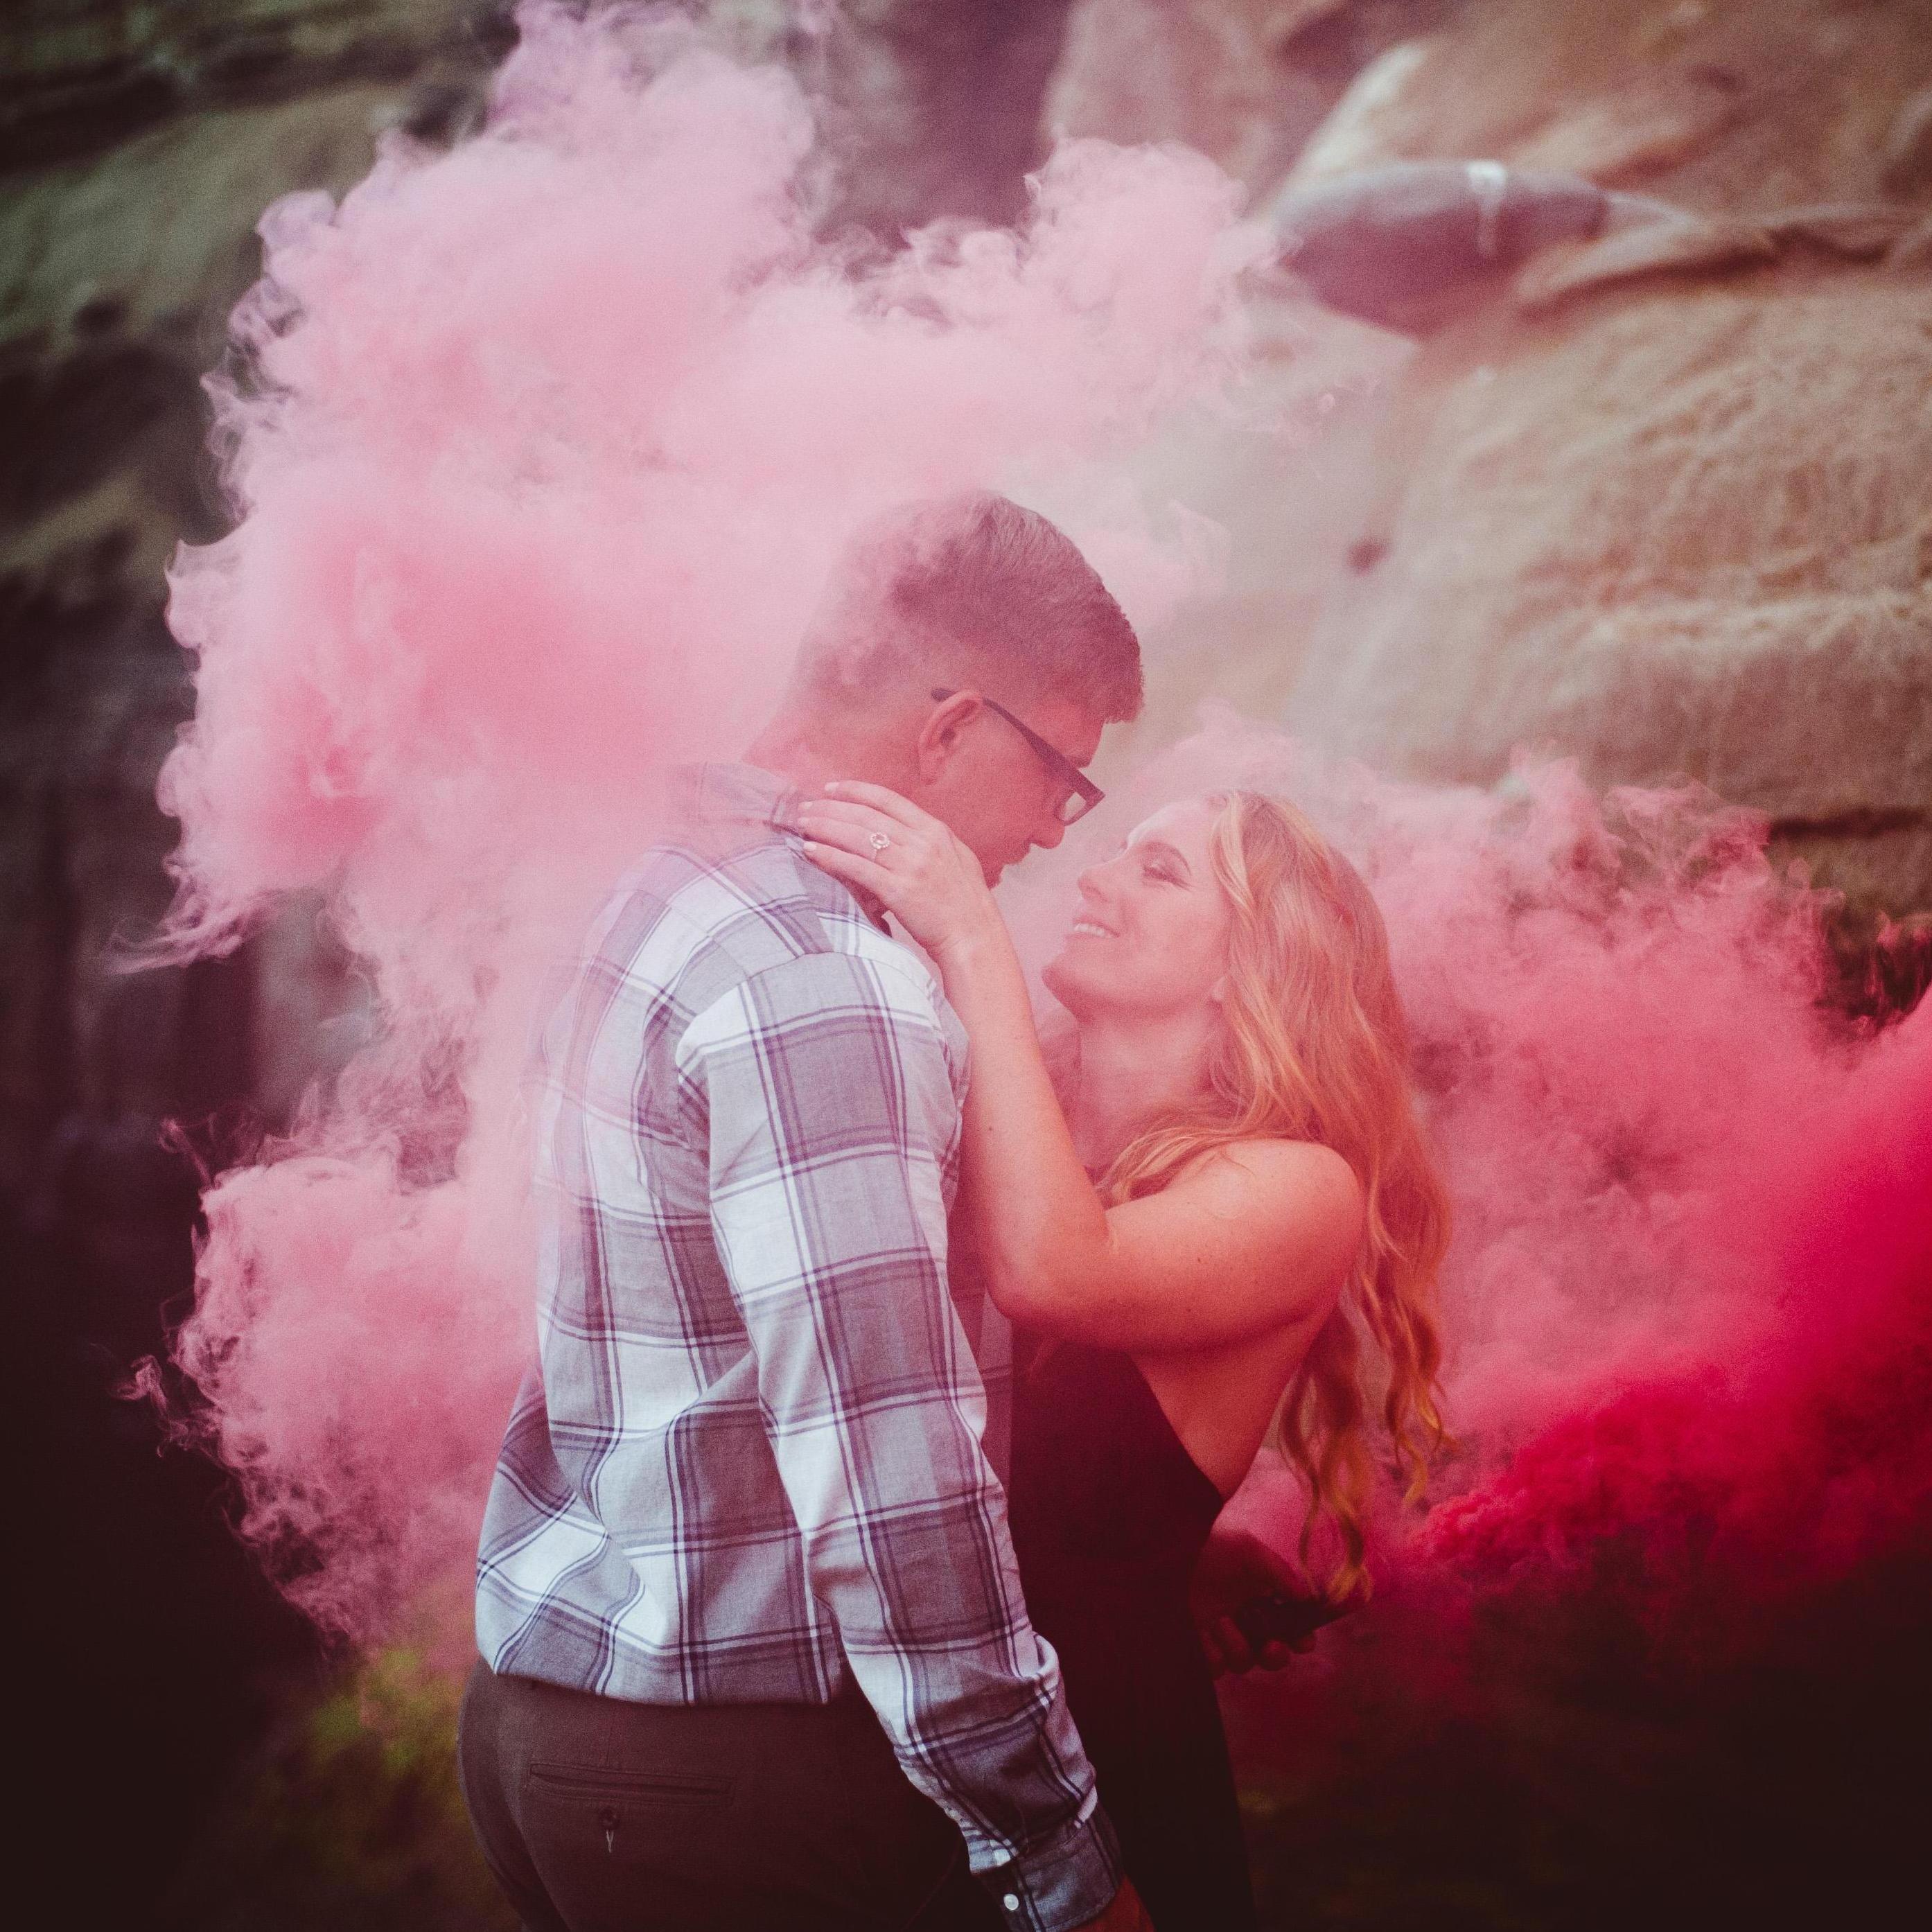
[1287,0,1932,211]
[1046,0,1448,198]
[1269,0,1932,932]
[1292,267,1932,914]
[803,0,1078,232]
[2,6,509,1904]
[1,0,504,1227]
[39,0,1924,1247]
[1057,0,1932,951]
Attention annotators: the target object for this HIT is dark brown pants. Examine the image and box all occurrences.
[457,1659,1004,1932]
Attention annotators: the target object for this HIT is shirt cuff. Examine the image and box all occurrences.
[974,1800,1123,1932]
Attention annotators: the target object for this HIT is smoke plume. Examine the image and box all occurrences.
[154,2,1261,1641]
[1054,714,1932,1633]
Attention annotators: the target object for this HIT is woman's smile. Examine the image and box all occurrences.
[1043,799,1233,1023]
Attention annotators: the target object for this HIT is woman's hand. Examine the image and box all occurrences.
[797,781,1005,967]
[1190,1522,1320,1678]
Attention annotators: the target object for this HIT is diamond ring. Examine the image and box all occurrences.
[868,832,892,854]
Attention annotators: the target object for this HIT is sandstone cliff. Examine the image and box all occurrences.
[1061,0,1932,977]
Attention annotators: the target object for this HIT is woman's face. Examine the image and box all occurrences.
[1041,798,1233,1023]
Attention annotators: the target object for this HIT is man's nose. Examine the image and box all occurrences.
[1032,814,1068,852]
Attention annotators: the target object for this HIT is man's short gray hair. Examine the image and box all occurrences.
[798,492,1143,723]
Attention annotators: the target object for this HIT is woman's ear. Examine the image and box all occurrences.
[1209,972,1232,1008]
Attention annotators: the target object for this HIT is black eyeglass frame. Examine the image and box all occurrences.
[930,687,1105,826]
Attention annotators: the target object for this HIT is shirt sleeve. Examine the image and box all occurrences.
[676,946,1122,1932]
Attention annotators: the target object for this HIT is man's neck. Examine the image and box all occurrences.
[1065,1010,1218,1170]
[742,706,885,797]
[741,725,835,794]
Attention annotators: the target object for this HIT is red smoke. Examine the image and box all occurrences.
[1065,717,1932,1650]
[1423,1003,1932,1634]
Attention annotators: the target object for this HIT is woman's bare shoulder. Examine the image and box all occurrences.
[1177,1134,1358,1193]
[1170,1137,1365,1245]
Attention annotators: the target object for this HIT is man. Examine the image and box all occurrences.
[459,493,1153,1931]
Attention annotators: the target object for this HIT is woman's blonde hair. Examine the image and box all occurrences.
[1099,791,1451,1600]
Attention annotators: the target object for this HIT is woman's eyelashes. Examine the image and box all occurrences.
[1101,836,1188,888]
[1131,843,1188,887]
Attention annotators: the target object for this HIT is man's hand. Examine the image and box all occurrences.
[1191,1521,1320,1678]
[1077,1877,1154,1931]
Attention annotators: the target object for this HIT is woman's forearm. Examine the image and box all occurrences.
[936,928,1113,1316]
[791,781,1121,1315]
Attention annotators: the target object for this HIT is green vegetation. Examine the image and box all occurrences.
[165,1650,515,1932]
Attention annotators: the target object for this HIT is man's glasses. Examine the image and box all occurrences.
[931,687,1105,826]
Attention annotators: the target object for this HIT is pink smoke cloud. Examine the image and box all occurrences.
[154,3,1263,1642]
[152,3,1931,1683]
[1421,1003,1932,1626]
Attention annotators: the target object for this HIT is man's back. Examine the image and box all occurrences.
[479,762,980,1702]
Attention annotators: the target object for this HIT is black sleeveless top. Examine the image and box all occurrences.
[1007,1340,1258,1932]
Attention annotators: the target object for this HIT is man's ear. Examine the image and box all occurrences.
[915,690,981,786]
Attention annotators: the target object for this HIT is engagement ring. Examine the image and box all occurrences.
[869,832,892,853]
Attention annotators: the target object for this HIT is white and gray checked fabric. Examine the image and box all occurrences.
[476,764,1118,1930]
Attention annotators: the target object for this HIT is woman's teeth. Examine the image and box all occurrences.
[1071,920,1115,938]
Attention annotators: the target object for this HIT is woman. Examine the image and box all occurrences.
[798,781,1450,1932]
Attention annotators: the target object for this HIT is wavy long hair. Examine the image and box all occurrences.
[1098,791,1451,1599]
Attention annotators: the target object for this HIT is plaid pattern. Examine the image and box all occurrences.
[477,764,1118,1930]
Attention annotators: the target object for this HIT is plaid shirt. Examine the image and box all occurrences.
[477,763,1119,1930]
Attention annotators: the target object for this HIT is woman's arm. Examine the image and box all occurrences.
[799,784,1363,1352]
[936,922,1360,1349]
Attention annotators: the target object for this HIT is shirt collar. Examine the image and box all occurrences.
[671,761,805,834]
[673,762,889,930]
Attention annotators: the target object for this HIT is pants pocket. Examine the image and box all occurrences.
[525,1761,735,1809]
[522,1760,735,1861]
[518,1761,741,1932]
